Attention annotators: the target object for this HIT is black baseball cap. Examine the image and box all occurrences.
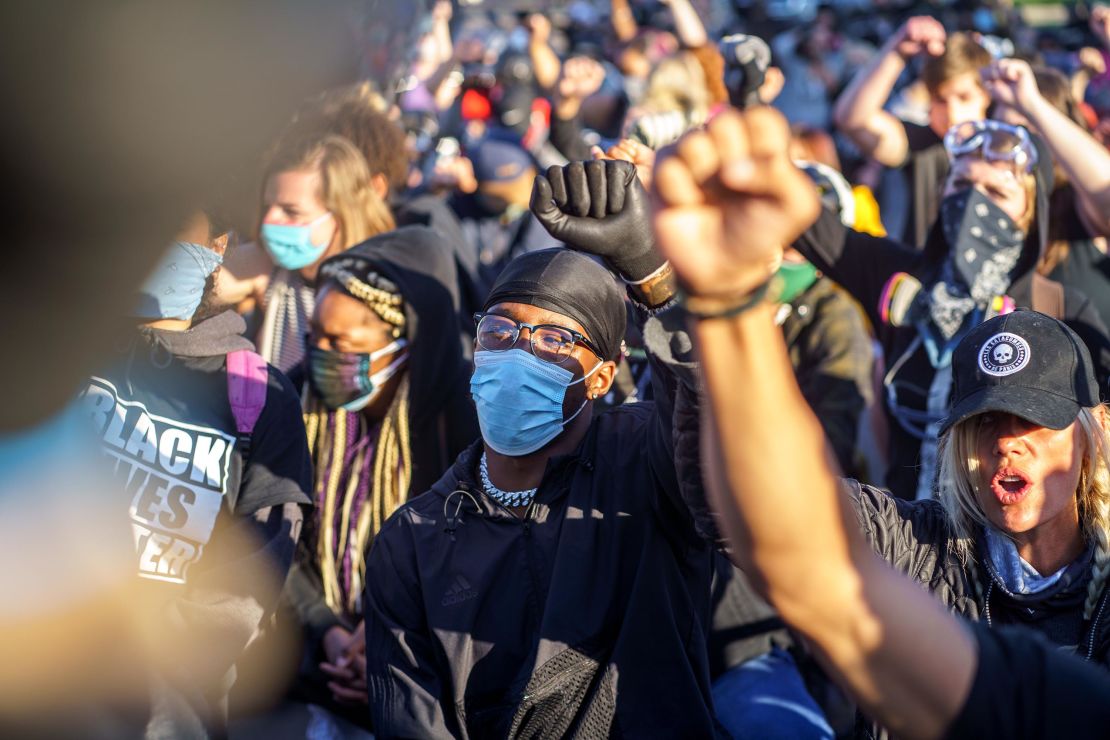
[938,309,1100,435]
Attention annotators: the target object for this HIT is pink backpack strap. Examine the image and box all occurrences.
[227,349,268,438]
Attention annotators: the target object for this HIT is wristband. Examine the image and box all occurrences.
[679,276,779,320]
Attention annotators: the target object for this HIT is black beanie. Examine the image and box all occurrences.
[483,248,627,361]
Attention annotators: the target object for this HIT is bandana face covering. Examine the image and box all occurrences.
[308,339,408,412]
[470,348,601,457]
[940,188,1025,303]
[911,188,1025,366]
[135,241,223,320]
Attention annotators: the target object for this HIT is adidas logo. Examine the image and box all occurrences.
[441,574,478,607]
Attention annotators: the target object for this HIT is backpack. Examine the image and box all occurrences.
[226,349,268,456]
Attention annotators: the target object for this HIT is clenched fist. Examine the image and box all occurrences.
[652,107,821,298]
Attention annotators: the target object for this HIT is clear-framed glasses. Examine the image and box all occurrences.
[473,312,602,365]
[943,120,1038,174]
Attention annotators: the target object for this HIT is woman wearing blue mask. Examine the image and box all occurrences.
[219,132,396,382]
[362,161,727,738]
[281,227,477,730]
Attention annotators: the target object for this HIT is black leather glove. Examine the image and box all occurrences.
[530,159,665,282]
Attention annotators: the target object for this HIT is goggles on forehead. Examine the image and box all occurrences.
[943,120,1038,174]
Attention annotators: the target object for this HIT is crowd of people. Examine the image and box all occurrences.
[9,0,1110,738]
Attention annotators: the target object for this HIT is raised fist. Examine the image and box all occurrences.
[892,16,947,60]
[557,56,606,102]
[652,107,821,298]
[530,159,663,282]
[591,138,656,190]
[981,58,1041,114]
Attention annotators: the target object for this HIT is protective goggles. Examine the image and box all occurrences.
[943,120,1038,174]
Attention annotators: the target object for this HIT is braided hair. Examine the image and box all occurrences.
[937,407,1110,622]
[302,261,411,617]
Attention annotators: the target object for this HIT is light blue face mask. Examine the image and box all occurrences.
[470,348,602,457]
[134,241,223,320]
[260,212,333,270]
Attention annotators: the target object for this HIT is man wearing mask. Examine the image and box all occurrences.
[81,212,313,735]
[448,135,559,304]
[364,161,725,737]
[834,18,992,247]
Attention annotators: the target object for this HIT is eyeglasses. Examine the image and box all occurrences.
[943,120,1038,174]
[473,312,601,365]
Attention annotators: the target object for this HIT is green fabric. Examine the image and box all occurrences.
[776,262,819,304]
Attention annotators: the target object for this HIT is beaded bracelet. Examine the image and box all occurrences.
[679,277,779,320]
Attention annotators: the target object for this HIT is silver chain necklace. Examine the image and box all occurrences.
[479,452,537,509]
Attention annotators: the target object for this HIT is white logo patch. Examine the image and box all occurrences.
[979,332,1031,377]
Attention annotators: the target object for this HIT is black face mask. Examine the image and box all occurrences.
[474,191,510,216]
[939,188,1024,302]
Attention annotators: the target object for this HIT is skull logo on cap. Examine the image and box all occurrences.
[979,332,1031,377]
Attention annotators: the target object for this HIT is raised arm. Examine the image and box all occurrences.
[833,16,946,167]
[984,58,1110,238]
[526,14,561,92]
[652,107,975,740]
[662,0,708,50]
[611,0,638,44]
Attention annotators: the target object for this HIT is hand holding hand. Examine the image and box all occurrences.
[531,159,664,282]
[652,107,820,298]
[320,622,368,705]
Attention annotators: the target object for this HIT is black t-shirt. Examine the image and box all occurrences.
[84,350,312,585]
[901,121,948,249]
[946,622,1110,739]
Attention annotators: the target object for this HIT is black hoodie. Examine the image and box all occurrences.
[81,310,312,735]
[794,157,1110,499]
[285,225,479,653]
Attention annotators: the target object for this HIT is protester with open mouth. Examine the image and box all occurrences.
[652,107,1110,737]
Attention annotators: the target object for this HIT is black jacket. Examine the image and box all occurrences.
[849,480,1110,662]
[795,206,1110,498]
[782,277,873,476]
[84,310,312,736]
[287,225,480,642]
[363,301,725,739]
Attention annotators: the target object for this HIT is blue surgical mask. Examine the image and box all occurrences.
[260,212,333,270]
[134,241,223,320]
[308,339,408,412]
[469,348,602,457]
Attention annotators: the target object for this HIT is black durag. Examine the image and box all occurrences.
[484,248,627,361]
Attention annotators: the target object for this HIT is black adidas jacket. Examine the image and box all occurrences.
[363,300,725,738]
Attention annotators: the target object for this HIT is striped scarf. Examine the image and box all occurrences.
[258,268,315,375]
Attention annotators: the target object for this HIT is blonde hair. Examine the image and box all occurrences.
[261,133,394,252]
[937,407,1110,619]
[640,52,711,126]
[304,378,411,615]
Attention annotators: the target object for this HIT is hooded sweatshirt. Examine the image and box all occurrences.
[794,150,1110,499]
[285,225,479,646]
[80,309,313,736]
